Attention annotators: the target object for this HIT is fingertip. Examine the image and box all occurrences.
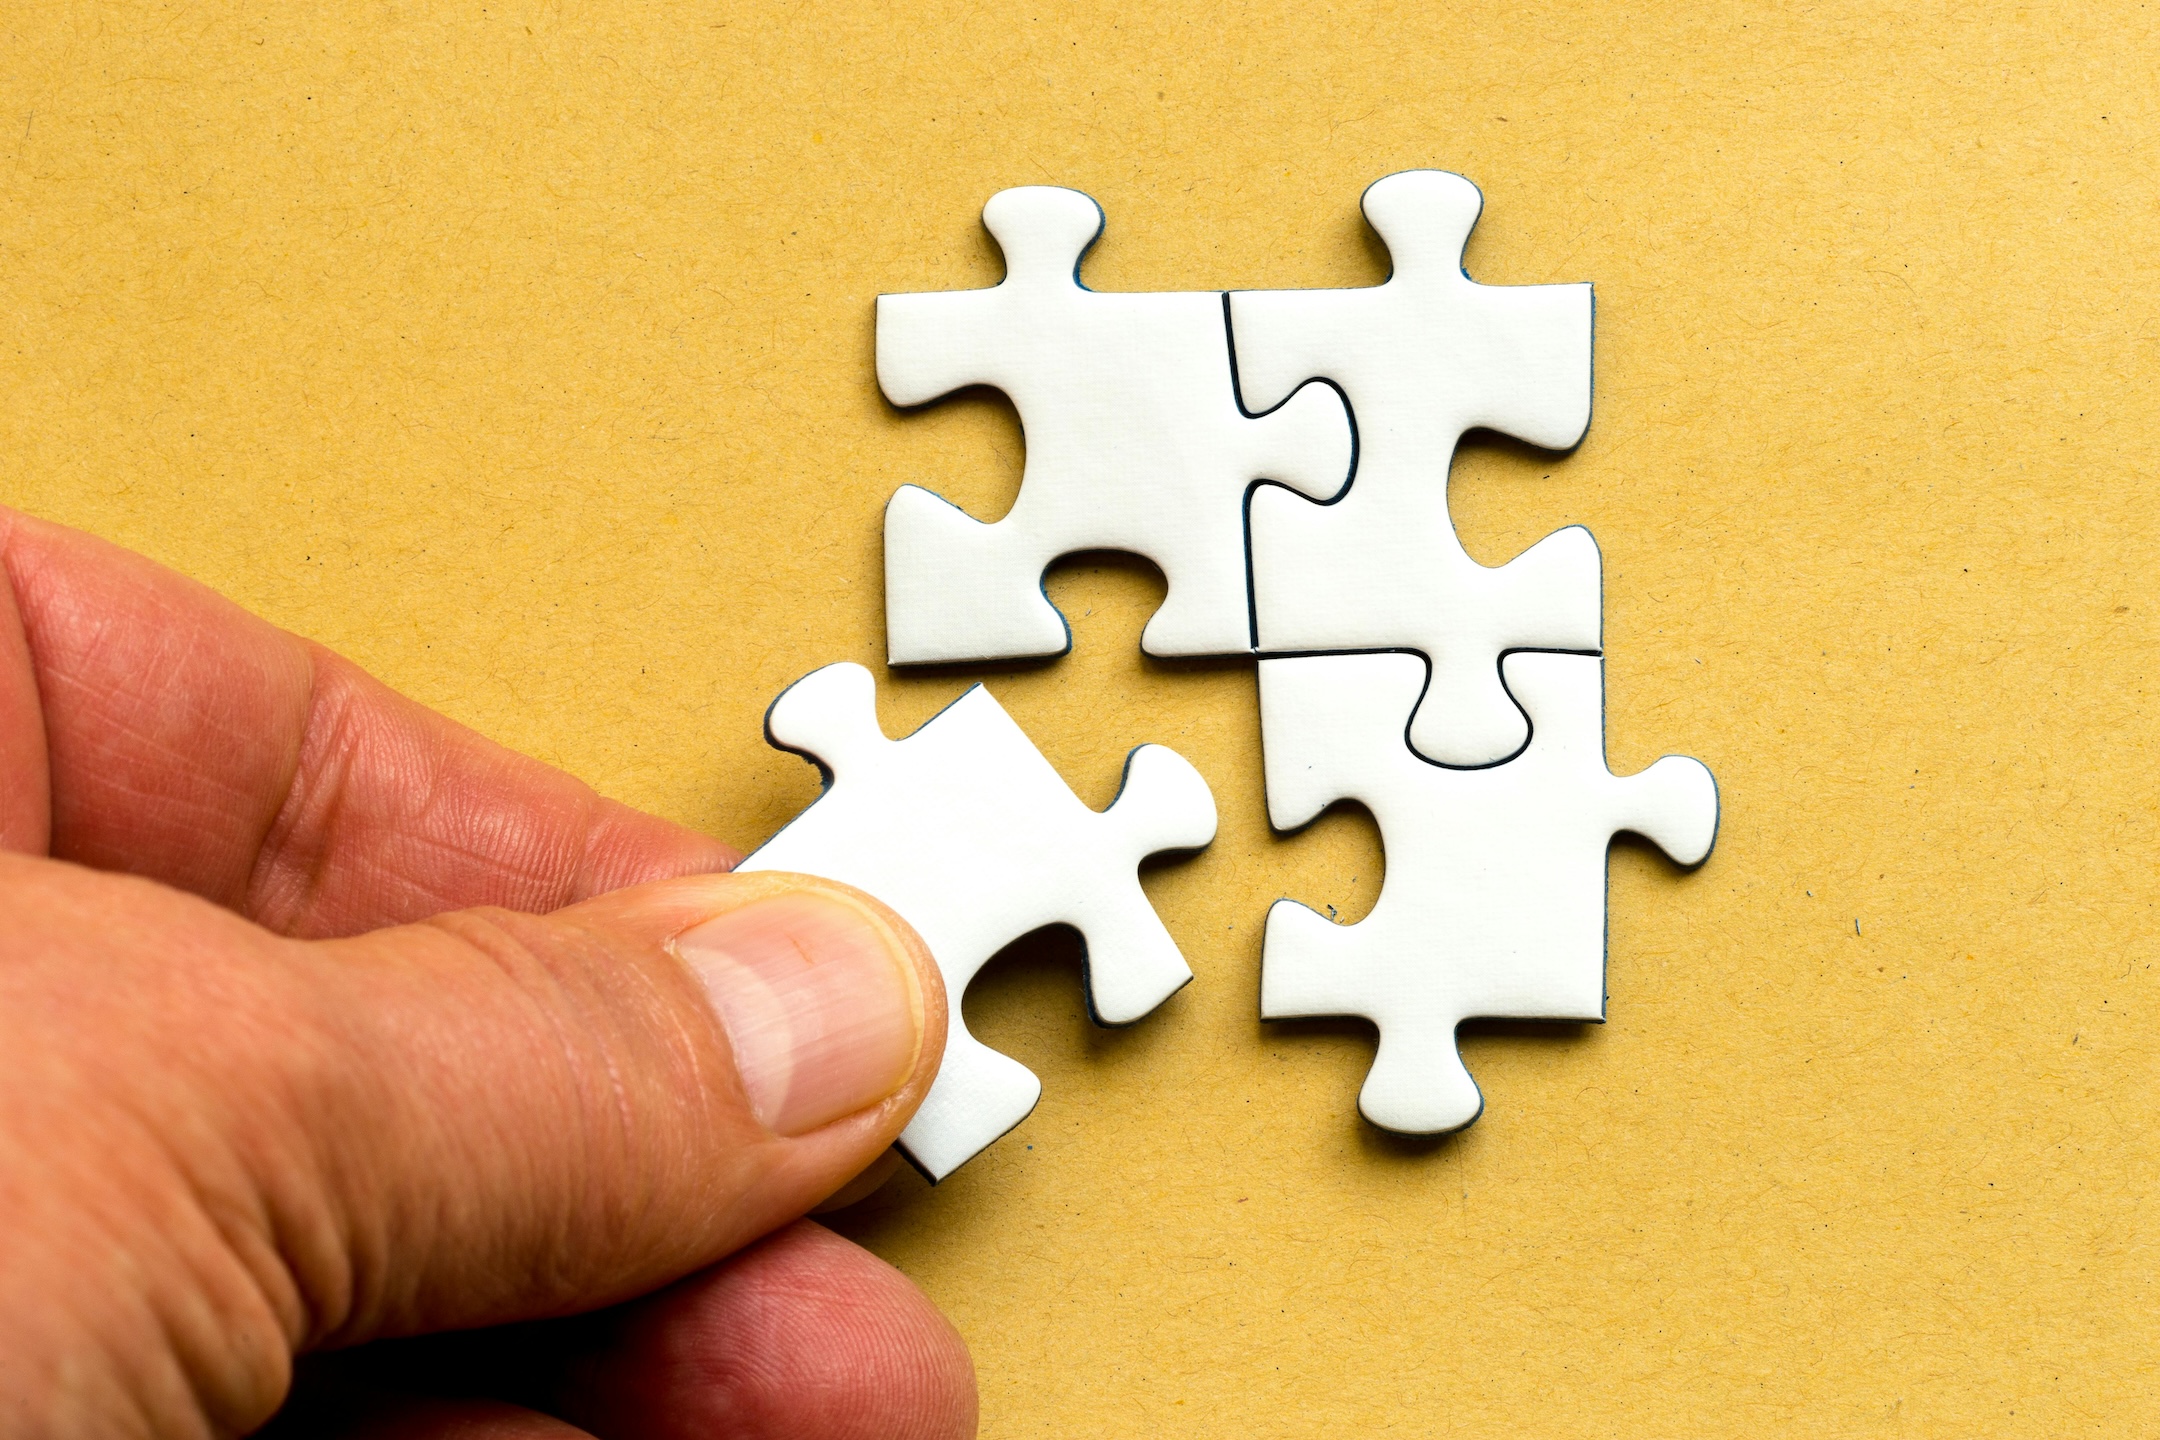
[554,1221,977,1440]
[588,869,949,1138]
[571,792,746,895]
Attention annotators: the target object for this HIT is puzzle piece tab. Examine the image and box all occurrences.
[880,185,1352,664]
[1233,170,1600,767]
[742,662,1217,1180]
[1259,650,1717,1134]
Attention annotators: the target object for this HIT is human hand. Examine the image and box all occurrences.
[0,508,976,1438]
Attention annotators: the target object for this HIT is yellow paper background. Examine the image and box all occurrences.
[5,3,2156,1433]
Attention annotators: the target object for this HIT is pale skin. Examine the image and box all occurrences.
[0,506,978,1438]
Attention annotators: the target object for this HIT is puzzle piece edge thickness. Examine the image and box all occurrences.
[1235,168,1599,767]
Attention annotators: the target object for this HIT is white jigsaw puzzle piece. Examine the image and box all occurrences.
[880,185,1352,664]
[1259,650,1717,1134]
[1232,170,1601,768]
[742,662,1218,1180]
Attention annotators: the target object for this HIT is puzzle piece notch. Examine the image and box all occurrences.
[1259,650,1716,1134]
[879,185,1352,665]
[744,661,1218,1180]
[1234,169,1600,767]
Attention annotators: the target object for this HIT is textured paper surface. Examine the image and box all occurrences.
[5,4,2156,1434]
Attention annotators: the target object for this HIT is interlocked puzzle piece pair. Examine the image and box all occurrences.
[881,169,1598,769]
[743,173,1718,1179]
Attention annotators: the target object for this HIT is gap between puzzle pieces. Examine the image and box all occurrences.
[879,169,1600,769]
[740,661,1217,1182]
[1258,649,1719,1135]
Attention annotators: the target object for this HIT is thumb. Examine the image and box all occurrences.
[1,856,945,1434]
[300,870,945,1344]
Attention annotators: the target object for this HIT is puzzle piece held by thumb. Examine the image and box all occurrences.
[744,662,1216,1180]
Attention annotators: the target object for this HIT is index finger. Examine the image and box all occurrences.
[0,507,737,936]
